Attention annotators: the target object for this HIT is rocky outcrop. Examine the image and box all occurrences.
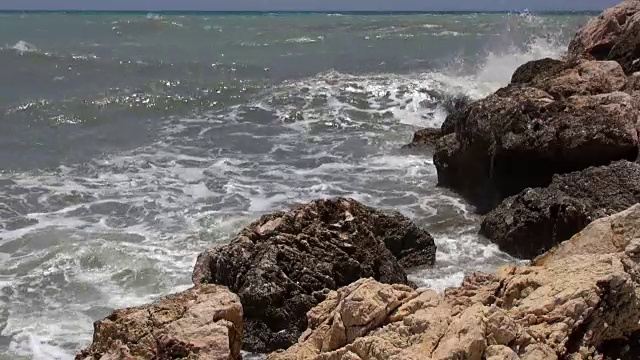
[431,0,640,214]
[270,251,640,360]
[192,198,436,353]
[480,160,640,259]
[510,58,567,84]
[433,72,639,212]
[532,60,627,97]
[535,204,640,265]
[404,95,469,150]
[76,285,243,360]
[401,128,444,150]
[569,0,640,74]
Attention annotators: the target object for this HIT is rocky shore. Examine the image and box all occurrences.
[78,2,640,359]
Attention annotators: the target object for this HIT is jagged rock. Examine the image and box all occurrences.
[404,95,470,150]
[76,285,243,360]
[192,198,436,353]
[481,161,640,259]
[569,0,640,62]
[608,11,640,74]
[270,253,640,360]
[535,204,640,265]
[510,57,568,84]
[434,80,639,213]
[401,128,443,149]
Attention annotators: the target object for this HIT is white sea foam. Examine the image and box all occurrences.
[477,36,565,84]
[11,40,38,54]
[284,37,319,44]
[0,21,566,359]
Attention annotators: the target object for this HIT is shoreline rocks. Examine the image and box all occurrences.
[432,61,639,213]
[535,204,640,265]
[78,3,640,359]
[192,198,436,353]
[76,285,243,360]
[480,160,640,259]
[401,127,444,150]
[270,249,640,360]
[569,0,640,73]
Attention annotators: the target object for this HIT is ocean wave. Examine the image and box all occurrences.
[432,30,469,37]
[2,40,99,63]
[11,40,39,54]
[0,16,570,359]
[284,37,321,44]
[476,35,565,84]
[145,13,164,21]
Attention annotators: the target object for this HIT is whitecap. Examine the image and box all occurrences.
[284,37,318,44]
[11,40,38,54]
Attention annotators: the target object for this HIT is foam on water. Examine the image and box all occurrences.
[0,23,566,358]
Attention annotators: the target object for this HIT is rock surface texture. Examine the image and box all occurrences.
[432,60,639,213]
[569,0,640,74]
[535,204,640,265]
[192,198,436,353]
[404,1,640,213]
[76,285,243,360]
[270,251,640,360]
[401,128,444,150]
[480,160,640,259]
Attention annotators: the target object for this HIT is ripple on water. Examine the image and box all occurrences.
[0,37,561,357]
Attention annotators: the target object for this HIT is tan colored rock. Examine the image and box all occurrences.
[268,278,417,360]
[568,0,640,60]
[76,285,242,360]
[430,303,488,360]
[535,204,640,265]
[535,60,627,98]
[273,253,640,360]
[485,345,520,360]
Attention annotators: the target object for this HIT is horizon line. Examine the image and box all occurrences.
[0,9,602,13]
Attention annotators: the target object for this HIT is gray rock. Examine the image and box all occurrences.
[192,198,436,353]
[481,160,640,259]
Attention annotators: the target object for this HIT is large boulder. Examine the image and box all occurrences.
[608,11,640,74]
[481,160,640,259]
[535,204,640,265]
[191,198,436,353]
[434,75,639,212]
[270,252,640,360]
[569,0,640,73]
[76,285,243,360]
[510,57,568,85]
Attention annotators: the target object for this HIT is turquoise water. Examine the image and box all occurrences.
[0,11,590,359]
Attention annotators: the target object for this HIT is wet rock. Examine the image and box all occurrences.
[283,111,304,123]
[510,57,567,84]
[404,95,470,150]
[535,204,640,265]
[76,285,243,360]
[271,252,640,360]
[569,0,640,62]
[434,80,639,213]
[440,95,471,135]
[481,160,640,259]
[401,128,443,149]
[192,198,436,353]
